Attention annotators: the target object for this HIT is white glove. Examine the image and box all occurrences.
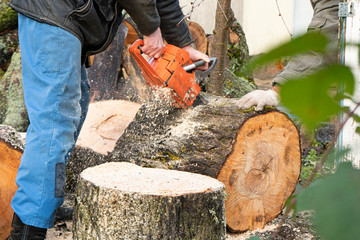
[237,89,280,111]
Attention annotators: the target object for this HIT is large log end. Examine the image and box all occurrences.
[217,111,301,232]
[0,125,23,240]
[73,162,226,239]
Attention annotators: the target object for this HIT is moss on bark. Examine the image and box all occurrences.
[0,48,28,132]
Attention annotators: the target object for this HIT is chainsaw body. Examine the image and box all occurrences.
[129,39,204,108]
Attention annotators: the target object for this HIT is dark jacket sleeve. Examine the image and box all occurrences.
[119,0,160,36]
[156,0,194,47]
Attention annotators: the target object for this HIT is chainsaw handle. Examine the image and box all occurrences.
[183,60,206,72]
[129,39,162,85]
[203,57,217,75]
[195,57,217,83]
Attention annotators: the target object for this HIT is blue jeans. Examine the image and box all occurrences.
[11,14,90,228]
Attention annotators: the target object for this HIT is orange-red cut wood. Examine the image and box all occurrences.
[187,21,208,54]
[0,140,21,240]
[217,111,301,232]
[123,20,140,46]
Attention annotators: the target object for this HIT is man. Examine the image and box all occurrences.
[8,0,209,239]
[238,0,339,111]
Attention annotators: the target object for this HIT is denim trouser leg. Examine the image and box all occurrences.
[11,14,90,229]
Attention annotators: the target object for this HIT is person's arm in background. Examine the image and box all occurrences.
[238,0,339,111]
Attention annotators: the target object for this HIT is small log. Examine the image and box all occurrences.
[187,21,207,54]
[123,19,142,46]
[0,125,23,240]
[73,162,226,239]
[107,93,301,232]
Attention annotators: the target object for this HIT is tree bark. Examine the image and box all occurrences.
[87,23,127,102]
[73,162,226,239]
[207,0,232,95]
[0,125,23,240]
[0,47,29,132]
[106,94,301,232]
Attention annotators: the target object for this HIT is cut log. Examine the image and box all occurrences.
[0,125,23,240]
[187,21,207,54]
[65,100,141,193]
[123,19,142,46]
[107,93,301,232]
[73,162,226,239]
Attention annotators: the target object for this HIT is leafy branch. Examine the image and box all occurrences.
[247,31,360,240]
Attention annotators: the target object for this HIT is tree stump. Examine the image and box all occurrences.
[107,93,301,232]
[73,162,226,239]
[0,125,23,240]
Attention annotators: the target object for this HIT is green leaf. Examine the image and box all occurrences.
[352,114,360,123]
[356,126,360,135]
[280,65,355,131]
[250,32,329,67]
[296,162,360,240]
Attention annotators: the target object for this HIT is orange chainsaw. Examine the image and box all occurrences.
[129,39,217,108]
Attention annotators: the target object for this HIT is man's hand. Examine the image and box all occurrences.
[141,28,164,59]
[237,88,280,111]
[182,45,210,70]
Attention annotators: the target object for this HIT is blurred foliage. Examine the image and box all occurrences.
[247,30,360,240]
[0,1,18,33]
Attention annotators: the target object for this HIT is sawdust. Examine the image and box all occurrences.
[81,162,224,196]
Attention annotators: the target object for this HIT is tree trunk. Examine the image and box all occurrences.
[106,94,301,232]
[0,47,29,132]
[207,0,232,95]
[73,162,226,239]
[0,125,23,240]
[87,22,127,102]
